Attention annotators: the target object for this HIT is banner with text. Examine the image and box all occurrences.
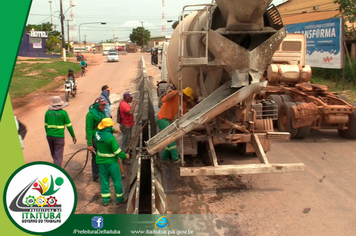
[286,17,344,69]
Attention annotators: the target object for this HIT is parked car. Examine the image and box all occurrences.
[102,50,110,56]
[107,51,119,62]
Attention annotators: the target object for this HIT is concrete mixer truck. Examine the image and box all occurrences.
[145,0,304,176]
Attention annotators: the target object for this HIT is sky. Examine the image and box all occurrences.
[26,0,287,43]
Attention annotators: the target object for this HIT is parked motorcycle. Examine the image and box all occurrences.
[64,77,77,101]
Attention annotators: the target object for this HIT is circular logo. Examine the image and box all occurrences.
[3,162,77,234]
[155,216,168,228]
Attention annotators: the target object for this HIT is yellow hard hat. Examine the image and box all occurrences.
[98,118,116,130]
[183,87,194,100]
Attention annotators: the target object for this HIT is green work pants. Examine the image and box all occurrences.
[156,117,179,160]
[98,162,124,204]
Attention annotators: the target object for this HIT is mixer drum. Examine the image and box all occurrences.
[166,0,283,98]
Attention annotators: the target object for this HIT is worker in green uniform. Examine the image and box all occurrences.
[95,118,129,206]
[86,97,121,182]
[86,97,106,182]
[45,96,77,167]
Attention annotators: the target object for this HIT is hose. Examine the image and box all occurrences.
[63,148,90,179]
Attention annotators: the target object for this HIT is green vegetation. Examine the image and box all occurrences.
[129,27,151,47]
[10,58,80,99]
[333,0,356,38]
[311,59,356,102]
[26,22,63,53]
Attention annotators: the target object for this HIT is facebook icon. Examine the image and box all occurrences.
[92,216,104,229]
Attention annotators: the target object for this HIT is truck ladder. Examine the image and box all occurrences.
[177,4,215,164]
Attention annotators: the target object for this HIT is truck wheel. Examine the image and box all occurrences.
[295,126,311,139]
[65,91,69,102]
[267,95,282,106]
[280,94,292,102]
[294,102,311,139]
[338,109,356,139]
[267,94,282,128]
[278,102,298,138]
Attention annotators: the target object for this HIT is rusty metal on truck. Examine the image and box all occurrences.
[144,0,305,176]
[259,33,356,139]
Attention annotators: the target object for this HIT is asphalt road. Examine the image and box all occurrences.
[14,53,356,235]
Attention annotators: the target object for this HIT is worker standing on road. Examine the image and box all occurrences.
[156,87,195,163]
[95,118,129,207]
[100,85,112,118]
[86,97,121,182]
[118,91,138,165]
[45,96,77,167]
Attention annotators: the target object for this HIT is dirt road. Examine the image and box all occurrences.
[145,63,356,235]
[14,52,153,214]
[16,53,148,163]
[14,53,356,235]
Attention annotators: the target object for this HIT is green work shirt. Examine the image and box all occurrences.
[45,109,75,138]
[95,127,127,165]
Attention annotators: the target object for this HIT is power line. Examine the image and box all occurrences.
[28,13,179,19]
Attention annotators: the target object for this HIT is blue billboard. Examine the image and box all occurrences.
[286,17,344,69]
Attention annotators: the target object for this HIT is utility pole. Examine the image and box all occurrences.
[49,1,53,25]
[59,0,66,61]
[140,21,144,49]
[84,35,87,49]
[113,29,115,48]
[64,19,72,51]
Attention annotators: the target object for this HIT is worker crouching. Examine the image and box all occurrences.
[95,118,129,206]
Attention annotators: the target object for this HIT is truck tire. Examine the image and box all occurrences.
[280,94,292,103]
[267,94,282,128]
[278,102,298,138]
[267,95,282,106]
[338,109,356,139]
[294,102,311,139]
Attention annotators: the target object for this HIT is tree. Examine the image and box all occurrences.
[129,27,151,47]
[46,35,62,53]
[334,0,356,38]
[25,22,60,38]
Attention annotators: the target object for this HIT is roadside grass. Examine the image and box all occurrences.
[10,58,80,99]
[311,77,356,103]
[312,61,356,103]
